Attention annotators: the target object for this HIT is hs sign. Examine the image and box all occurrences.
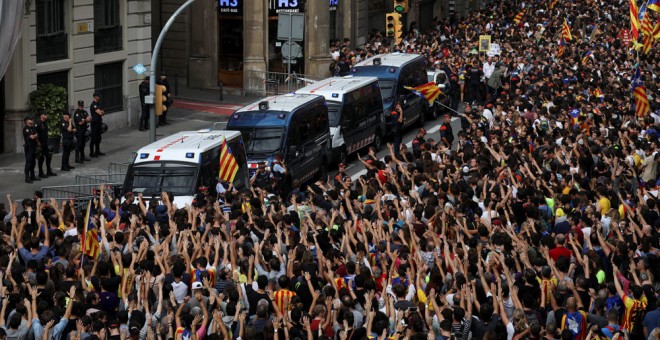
[330,0,338,4]
[278,0,298,7]
[219,0,238,6]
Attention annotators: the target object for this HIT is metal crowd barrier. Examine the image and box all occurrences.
[75,174,125,186]
[107,162,131,175]
[243,70,321,96]
[40,183,122,205]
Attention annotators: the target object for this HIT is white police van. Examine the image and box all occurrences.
[123,130,248,207]
[295,76,385,163]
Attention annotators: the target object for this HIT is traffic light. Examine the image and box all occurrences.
[154,84,168,116]
[385,12,403,43]
[394,0,408,14]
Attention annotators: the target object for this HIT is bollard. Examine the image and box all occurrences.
[218,81,224,101]
[174,74,178,96]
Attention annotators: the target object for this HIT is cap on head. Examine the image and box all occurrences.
[192,281,203,290]
[78,100,85,106]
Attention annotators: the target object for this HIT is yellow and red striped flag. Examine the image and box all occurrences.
[550,0,559,9]
[631,0,641,39]
[81,200,100,260]
[405,82,443,105]
[558,38,567,57]
[514,8,526,24]
[654,18,660,39]
[633,68,650,117]
[219,137,239,183]
[649,0,660,12]
[562,18,573,41]
[642,13,655,53]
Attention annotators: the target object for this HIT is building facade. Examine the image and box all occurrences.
[152,0,451,94]
[1,0,151,153]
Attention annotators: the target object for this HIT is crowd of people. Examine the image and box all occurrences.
[4,0,660,339]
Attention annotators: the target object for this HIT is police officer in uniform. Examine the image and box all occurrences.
[60,111,76,171]
[74,100,91,163]
[35,111,56,178]
[89,92,105,157]
[250,162,272,190]
[23,116,40,183]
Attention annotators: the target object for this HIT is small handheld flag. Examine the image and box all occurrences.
[219,137,239,183]
[404,82,443,105]
[514,9,526,24]
[632,67,650,117]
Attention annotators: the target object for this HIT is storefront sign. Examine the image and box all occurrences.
[270,0,304,14]
[218,0,242,15]
[330,0,338,11]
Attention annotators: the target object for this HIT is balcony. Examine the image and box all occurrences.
[36,33,68,63]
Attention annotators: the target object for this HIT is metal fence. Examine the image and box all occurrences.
[75,174,125,186]
[244,70,321,96]
[107,162,131,176]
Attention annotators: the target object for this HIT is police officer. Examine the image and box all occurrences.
[89,92,105,157]
[250,162,271,190]
[74,100,91,163]
[60,111,76,171]
[23,116,40,183]
[35,111,56,178]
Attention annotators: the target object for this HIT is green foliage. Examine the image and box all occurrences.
[28,84,68,138]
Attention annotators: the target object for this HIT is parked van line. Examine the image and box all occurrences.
[227,93,331,184]
[351,53,430,136]
[123,130,249,207]
[295,76,384,163]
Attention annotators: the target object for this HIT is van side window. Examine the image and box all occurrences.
[342,96,356,129]
[287,114,301,146]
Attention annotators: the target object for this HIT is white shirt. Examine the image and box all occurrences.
[482,108,494,127]
[483,62,495,78]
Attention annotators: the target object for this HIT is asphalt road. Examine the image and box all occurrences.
[0,102,463,201]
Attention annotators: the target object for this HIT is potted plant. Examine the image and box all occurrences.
[28,84,68,154]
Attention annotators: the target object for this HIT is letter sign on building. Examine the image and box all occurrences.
[218,0,242,15]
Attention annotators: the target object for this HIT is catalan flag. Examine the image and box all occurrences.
[562,18,573,41]
[558,38,567,57]
[654,18,660,39]
[80,200,100,260]
[642,12,654,53]
[404,82,443,105]
[581,50,594,64]
[514,8,526,24]
[631,0,641,39]
[569,108,581,127]
[593,88,603,98]
[649,0,660,12]
[632,67,650,117]
[219,137,239,183]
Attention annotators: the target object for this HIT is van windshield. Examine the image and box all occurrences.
[236,127,284,156]
[126,162,197,196]
[378,79,395,101]
[327,102,342,127]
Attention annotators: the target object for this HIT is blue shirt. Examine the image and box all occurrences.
[32,317,68,340]
[643,308,660,335]
[19,246,49,263]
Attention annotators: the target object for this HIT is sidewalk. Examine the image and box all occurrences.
[0,84,263,202]
[171,81,258,105]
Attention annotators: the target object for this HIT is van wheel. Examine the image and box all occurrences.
[430,103,439,120]
[317,161,327,180]
[339,147,348,165]
[372,132,382,151]
[418,107,427,127]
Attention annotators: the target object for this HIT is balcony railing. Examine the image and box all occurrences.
[94,25,122,54]
[36,33,68,63]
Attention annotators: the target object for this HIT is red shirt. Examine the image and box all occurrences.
[549,246,573,262]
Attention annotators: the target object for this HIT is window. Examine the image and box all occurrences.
[94,0,122,53]
[36,0,68,63]
[94,62,123,113]
[37,71,69,92]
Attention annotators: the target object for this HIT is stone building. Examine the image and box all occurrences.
[152,0,448,94]
[1,0,152,153]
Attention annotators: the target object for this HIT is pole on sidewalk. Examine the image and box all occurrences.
[148,0,198,143]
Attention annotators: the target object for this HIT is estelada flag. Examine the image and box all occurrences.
[558,38,567,57]
[632,67,650,117]
[581,50,594,64]
[641,13,654,53]
[81,200,100,260]
[218,137,239,183]
[648,0,660,12]
[405,82,443,105]
[514,8,526,24]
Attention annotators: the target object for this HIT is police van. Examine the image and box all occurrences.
[226,93,331,184]
[122,130,248,207]
[295,76,384,163]
[351,53,429,135]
